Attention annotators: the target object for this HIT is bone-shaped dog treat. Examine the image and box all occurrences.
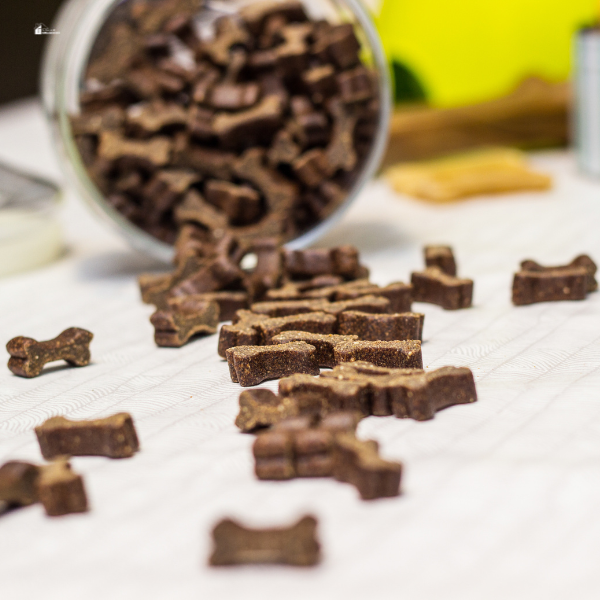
[98,131,172,166]
[37,458,88,517]
[275,23,313,71]
[0,461,40,507]
[210,514,320,566]
[312,23,360,70]
[325,99,358,173]
[253,412,361,479]
[218,311,270,358]
[283,245,360,279]
[150,296,219,347]
[256,312,337,344]
[336,66,374,104]
[424,245,457,276]
[204,180,262,226]
[35,413,140,460]
[411,267,473,310]
[7,327,93,378]
[265,275,345,300]
[126,100,188,133]
[235,389,300,432]
[334,340,423,370]
[271,331,358,368]
[226,342,320,387]
[513,254,598,305]
[246,238,285,299]
[201,16,251,65]
[190,291,248,322]
[333,282,413,313]
[337,311,424,342]
[332,433,402,500]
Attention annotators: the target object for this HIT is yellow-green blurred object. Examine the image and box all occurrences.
[372,0,598,107]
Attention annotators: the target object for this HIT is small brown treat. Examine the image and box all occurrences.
[226,341,320,387]
[36,458,88,517]
[235,389,299,432]
[271,331,358,368]
[175,190,229,232]
[332,433,402,500]
[334,282,413,313]
[411,268,473,310]
[139,272,173,306]
[519,255,597,292]
[265,275,345,300]
[275,23,313,71]
[292,149,331,188]
[251,298,326,318]
[170,254,245,298]
[150,296,219,347]
[325,98,358,173]
[253,430,295,479]
[292,110,330,147]
[336,66,374,104]
[424,245,457,276]
[283,246,360,279]
[513,255,598,305]
[35,413,140,460]
[196,291,249,322]
[0,461,40,507]
[98,131,172,166]
[127,101,188,133]
[256,312,337,344]
[7,328,93,378]
[334,340,423,370]
[205,180,262,226]
[313,23,360,70]
[174,143,235,180]
[302,64,337,98]
[267,129,302,166]
[247,238,285,299]
[202,16,251,66]
[209,83,261,111]
[124,64,186,97]
[70,106,125,136]
[144,170,201,215]
[279,374,370,415]
[213,95,284,149]
[240,0,308,35]
[321,295,391,317]
[337,311,424,342]
[218,312,270,358]
[210,515,320,567]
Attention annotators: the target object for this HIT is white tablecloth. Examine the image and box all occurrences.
[1,99,600,600]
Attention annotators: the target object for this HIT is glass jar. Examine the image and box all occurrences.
[42,0,391,263]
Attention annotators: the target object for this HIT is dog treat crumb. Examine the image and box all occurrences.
[7,328,93,378]
[411,268,473,310]
[36,458,88,517]
[226,341,320,387]
[337,311,424,341]
[150,296,219,347]
[513,254,598,305]
[210,514,320,566]
[424,245,457,276]
[35,413,140,460]
[334,340,423,369]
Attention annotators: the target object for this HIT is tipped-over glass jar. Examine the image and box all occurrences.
[42,0,391,263]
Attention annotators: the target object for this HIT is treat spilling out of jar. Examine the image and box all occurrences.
[71,0,381,248]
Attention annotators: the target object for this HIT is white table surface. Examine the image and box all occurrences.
[1,98,600,600]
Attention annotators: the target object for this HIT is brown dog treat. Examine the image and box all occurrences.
[97,131,172,166]
[256,312,337,344]
[292,110,330,147]
[240,0,308,35]
[226,341,320,386]
[313,23,360,70]
[0,461,40,507]
[139,272,173,305]
[235,389,299,432]
[170,253,245,297]
[325,98,358,173]
[411,268,473,310]
[173,142,236,180]
[424,245,457,276]
[268,129,302,166]
[337,311,424,342]
[218,312,270,358]
[292,149,331,188]
[321,295,391,317]
[175,190,229,232]
[209,82,261,111]
[283,246,360,279]
[126,101,188,133]
[302,64,337,98]
[336,66,374,104]
[36,458,88,517]
[334,282,413,313]
[332,433,402,500]
[150,296,219,347]
[35,413,140,460]
[520,254,597,292]
[7,328,93,378]
[334,340,423,370]
[201,16,251,65]
[251,298,327,318]
[205,181,262,226]
[271,331,358,368]
[279,374,370,415]
[195,291,248,322]
[253,430,296,479]
[246,238,285,299]
[210,514,320,566]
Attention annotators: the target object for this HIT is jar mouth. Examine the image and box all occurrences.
[43,0,391,262]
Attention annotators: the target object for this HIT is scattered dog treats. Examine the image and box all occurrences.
[334,340,423,369]
[150,296,219,347]
[0,461,40,507]
[36,458,88,517]
[226,342,320,387]
[411,268,473,310]
[513,254,598,305]
[35,413,140,460]
[6,327,93,378]
[254,412,361,479]
[424,245,457,276]
[332,433,402,500]
[271,331,358,368]
[235,389,299,433]
[337,311,424,342]
[210,514,321,567]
